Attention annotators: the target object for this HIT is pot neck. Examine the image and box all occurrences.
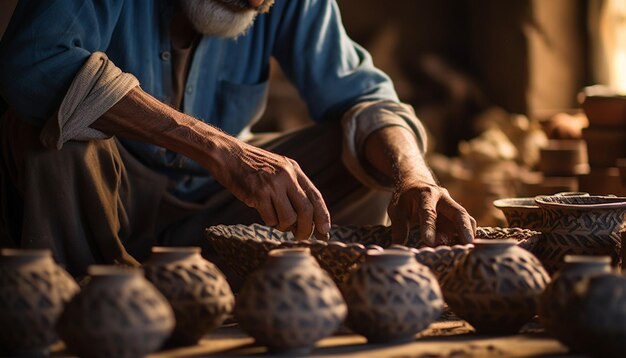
[265,248,315,270]
[146,246,201,264]
[472,239,517,253]
[366,248,414,266]
[0,249,54,267]
[87,265,143,284]
[561,255,612,276]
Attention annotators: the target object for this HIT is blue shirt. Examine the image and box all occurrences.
[0,0,399,199]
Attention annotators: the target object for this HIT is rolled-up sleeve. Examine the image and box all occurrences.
[0,0,124,125]
[272,0,399,122]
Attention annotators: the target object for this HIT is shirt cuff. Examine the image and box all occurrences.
[341,100,428,191]
[40,52,139,150]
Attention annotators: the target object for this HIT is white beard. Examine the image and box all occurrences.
[179,0,257,38]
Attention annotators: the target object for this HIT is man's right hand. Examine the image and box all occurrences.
[211,139,331,241]
[93,87,330,241]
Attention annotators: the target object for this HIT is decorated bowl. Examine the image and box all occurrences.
[206,224,542,285]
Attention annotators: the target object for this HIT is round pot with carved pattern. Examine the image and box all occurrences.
[143,247,234,346]
[235,248,347,354]
[534,195,626,273]
[342,248,444,343]
[57,266,175,358]
[443,239,550,334]
[0,249,79,356]
[538,255,612,346]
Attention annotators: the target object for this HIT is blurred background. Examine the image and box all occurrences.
[2,0,626,226]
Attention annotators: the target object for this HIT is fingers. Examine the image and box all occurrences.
[296,172,331,240]
[418,190,438,246]
[437,199,476,244]
[286,185,315,241]
[390,211,410,245]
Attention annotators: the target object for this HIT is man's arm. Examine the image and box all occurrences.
[364,126,476,245]
[91,86,331,240]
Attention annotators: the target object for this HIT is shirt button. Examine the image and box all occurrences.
[160,51,171,61]
[186,85,193,94]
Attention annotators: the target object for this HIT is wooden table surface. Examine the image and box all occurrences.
[144,320,581,358]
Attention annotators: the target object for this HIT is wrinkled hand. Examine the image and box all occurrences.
[388,179,476,246]
[213,140,330,241]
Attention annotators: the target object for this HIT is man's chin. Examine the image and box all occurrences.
[180,0,258,38]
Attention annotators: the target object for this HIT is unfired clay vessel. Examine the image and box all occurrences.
[235,248,347,354]
[342,249,444,343]
[535,195,626,273]
[0,249,79,356]
[443,239,550,334]
[143,247,234,346]
[538,255,611,346]
[57,266,175,358]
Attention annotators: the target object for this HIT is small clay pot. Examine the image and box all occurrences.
[535,195,626,273]
[235,248,347,354]
[443,239,550,334]
[566,273,626,357]
[342,249,444,343]
[580,85,626,127]
[538,139,589,176]
[538,255,612,346]
[582,127,626,167]
[493,197,543,230]
[143,247,234,346]
[57,266,175,358]
[0,249,79,356]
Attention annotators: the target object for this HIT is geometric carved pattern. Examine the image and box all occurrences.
[342,252,444,343]
[0,253,79,354]
[144,251,235,345]
[206,224,543,286]
[235,251,347,353]
[57,268,175,358]
[535,195,626,273]
[493,197,543,230]
[443,241,551,334]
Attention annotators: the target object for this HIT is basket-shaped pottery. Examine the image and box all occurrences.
[534,195,626,273]
[206,224,542,285]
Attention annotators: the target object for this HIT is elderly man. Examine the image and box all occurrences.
[0,0,475,276]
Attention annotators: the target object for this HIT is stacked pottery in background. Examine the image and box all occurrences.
[0,249,79,356]
[235,248,346,354]
[342,249,444,343]
[443,240,550,334]
[578,85,626,196]
[143,247,235,346]
[57,266,175,358]
[538,255,612,348]
[537,139,589,193]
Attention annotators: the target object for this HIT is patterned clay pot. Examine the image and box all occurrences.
[342,249,444,343]
[535,195,626,273]
[143,247,235,346]
[0,249,79,356]
[443,239,550,334]
[235,248,347,354]
[493,197,543,230]
[566,273,626,357]
[57,266,175,358]
[538,255,611,346]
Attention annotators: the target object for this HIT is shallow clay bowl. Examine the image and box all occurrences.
[206,224,542,285]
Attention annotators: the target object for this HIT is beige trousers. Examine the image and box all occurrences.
[0,112,389,277]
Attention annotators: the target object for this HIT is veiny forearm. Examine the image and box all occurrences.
[91,86,238,172]
[364,126,436,187]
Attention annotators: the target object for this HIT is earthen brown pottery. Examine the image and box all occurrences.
[57,266,175,358]
[580,85,626,127]
[538,139,589,176]
[0,249,79,356]
[493,197,543,230]
[342,249,444,343]
[582,127,626,167]
[538,255,611,347]
[235,248,347,354]
[534,195,626,273]
[443,239,550,334]
[143,247,234,346]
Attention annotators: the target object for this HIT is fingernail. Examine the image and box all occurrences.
[321,222,330,234]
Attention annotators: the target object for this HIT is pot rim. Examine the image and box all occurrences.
[0,248,52,257]
[87,265,143,277]
[535,195,626,209]
[151,246,201,254]
[493,198,538,209]
[564,255,612,264]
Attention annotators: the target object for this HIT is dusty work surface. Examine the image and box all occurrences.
[142,320,580,358]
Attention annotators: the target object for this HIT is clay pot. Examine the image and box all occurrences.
[57,266,175,358]
[535,195,626,273]
[342,249,444,343]
[538,255,611,346]
[0,249,79,356]
[443,239,550,334]
[143,247,234,346]
[577,167,626,196]
[582,127,626,167]
[538,139,589,176]
[580,85,626,127]
[235,248,347,354]
[566,273,626,357]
